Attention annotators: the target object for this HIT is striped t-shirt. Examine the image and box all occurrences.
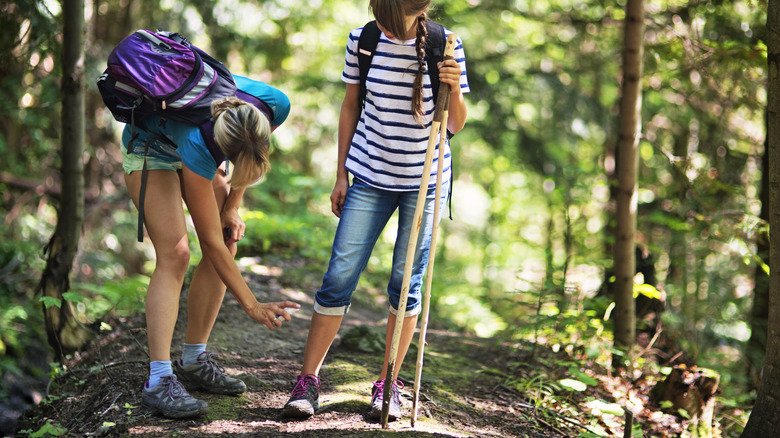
[341,24,469,191]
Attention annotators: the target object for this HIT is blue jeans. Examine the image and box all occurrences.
[314,178,448,316]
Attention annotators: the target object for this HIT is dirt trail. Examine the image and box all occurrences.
[15,256,578,437]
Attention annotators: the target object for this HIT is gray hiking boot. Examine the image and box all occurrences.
[369,379,403,421]
[142,374,208,418]
[173,352,247,395]
[282,374,320,418]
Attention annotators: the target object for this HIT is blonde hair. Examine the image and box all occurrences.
[211,96,271,189]
[369,0,432,124]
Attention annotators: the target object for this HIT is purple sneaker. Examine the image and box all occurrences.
[369,379,403,421]
[282,374,320,418]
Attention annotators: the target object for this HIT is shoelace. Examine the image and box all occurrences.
[198,352,227,378]
[372,379,403,402]
[160,375,191,400]
[290,374,319,398]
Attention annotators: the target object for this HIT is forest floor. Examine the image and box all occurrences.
[13,255,725,437]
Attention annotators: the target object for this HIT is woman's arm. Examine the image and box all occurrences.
[221,186,246,242]
[182,165,299,328]
[331,83,361,218]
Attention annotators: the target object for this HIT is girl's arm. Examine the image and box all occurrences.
[438,59,468,135]
[331,83,361,218]
[182,165,299,327]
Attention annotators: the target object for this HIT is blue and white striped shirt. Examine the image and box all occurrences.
[341,25,469,191]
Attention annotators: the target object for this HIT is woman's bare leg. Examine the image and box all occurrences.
[125,169,190,362]
[183,167,236,344]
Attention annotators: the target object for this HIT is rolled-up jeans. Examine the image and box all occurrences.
[313,177,448,316]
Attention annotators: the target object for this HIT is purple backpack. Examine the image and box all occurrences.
[97,30,237,127]
[97,30,239,243]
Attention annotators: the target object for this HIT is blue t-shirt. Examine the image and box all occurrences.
[121,75,290,180]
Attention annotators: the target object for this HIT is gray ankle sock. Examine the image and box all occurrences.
[181,343,207,366]
[148,360,172,387]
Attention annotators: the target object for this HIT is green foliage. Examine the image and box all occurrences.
[241,210,334,261]
[70,276,148,319]
[339,325,386,354]
[0,3,769,434]
[26,421,67,438]
[505,372,561,409]
[0,218,50,384]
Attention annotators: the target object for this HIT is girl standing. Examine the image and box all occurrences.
[283,0,468,422]
[122,75,300,418]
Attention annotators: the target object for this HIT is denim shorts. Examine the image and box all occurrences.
[121,136,183,174]
[313,177,448,316]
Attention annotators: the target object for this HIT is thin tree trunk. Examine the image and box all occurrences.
[746,136,769,389]
[40,0,93,358]
[742,0,780,434]
[613,0,645,364]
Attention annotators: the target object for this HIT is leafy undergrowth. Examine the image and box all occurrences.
[14,254,749,437]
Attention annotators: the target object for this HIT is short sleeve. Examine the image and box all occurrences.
[341,27,362,84]
[176,129,218,179]
[447,30,470,95]
[232,75,291,127]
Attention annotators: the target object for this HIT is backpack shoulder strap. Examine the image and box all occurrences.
[358,21,381,108]
[424,20,446,109]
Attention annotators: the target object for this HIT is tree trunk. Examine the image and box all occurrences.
[39,0,93,358]
[742,0,780,434]
[612,0,645,366]
[746,136,769,390]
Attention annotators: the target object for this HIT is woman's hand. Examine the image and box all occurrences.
[330,177,349,218]
[244,301,302,330]
[221,206,246,242]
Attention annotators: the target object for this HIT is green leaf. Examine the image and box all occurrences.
[29,422,67,437]
[559,378,587,391]
[568,368,599,386]
[39,296,62,309]
[62,292,85,302]
[603,302,615,320]
[589,400,624,416]
[633,283,662,300]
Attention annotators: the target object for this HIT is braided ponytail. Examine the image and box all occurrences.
[411,13,427,124]
[369,0,433,124]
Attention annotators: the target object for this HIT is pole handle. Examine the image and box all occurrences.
[432,34,458,123]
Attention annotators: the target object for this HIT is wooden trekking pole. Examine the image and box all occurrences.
[381,33,458,428]
[410,78,450,427]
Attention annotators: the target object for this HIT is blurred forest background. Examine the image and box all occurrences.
[0,0,769,436]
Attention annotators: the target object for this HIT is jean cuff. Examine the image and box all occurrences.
[313,301,350,316]
[389,305,421,317]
